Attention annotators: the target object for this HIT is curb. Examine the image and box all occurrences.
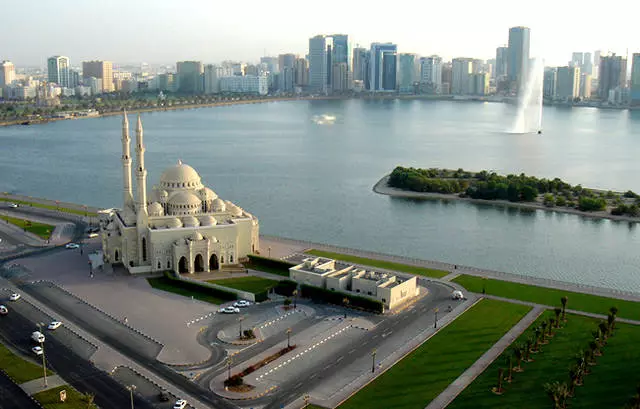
[111,365,178,401]
[0,369,45,409]
[220,384,278,400]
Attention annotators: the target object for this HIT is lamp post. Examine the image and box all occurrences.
[226,357,233,381]
[482,276,487,295]
[371,349,377,373]
[238,316,244,339]
[434,307,439,329]
[293,290,298,309]
[268,246,271,258]
[303,394,310,408]
[126,385,136,409]
[36,323,47,387]
[286,328,292,348]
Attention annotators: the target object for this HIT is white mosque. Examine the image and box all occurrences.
[101,112,260,274]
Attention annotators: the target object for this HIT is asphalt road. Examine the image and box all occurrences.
[0,370,40,409]
[0,307,155,409]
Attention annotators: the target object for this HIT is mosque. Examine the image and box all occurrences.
[101,112,260,274]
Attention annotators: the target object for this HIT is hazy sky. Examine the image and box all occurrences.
[3,0,639,68]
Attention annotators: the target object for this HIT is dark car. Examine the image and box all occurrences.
[159,392,170,402]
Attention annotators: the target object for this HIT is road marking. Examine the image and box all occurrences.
[324,364,333,370]
[349,348,356,353]
[382,331,393,338]
[336,356,344,363]
[372,335,379,339]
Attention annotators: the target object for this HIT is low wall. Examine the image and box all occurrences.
[179,275,255,302]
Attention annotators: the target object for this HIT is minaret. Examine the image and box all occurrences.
[121,110,135,221]
[135,114,148,223]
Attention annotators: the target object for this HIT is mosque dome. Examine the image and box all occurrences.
[158,190,169,202]
[226,201,243,216]
[148,202,164,217]
[199,215,217,226]
[200,187,218,201]
[165,218,183,228]
[168,191,201,208]
[190,232,204,241]
[212,198,226,212]
[182,216,200,227]
[160,160,203,190]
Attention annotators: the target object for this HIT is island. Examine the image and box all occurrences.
[374,166,640,222]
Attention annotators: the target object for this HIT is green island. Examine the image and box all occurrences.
[146,275,231,305]
[338,299,531,409]
[0,342,53,383]
[208,276,281,294]
[0,214,55,239]
[33,385,98,409]
[0,197,99,217]
[385,166,640,218]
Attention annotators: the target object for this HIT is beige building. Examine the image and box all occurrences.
[82,60,114,93]
[289,257,418,310]
[0,61,15,87]
[101,113,260,274]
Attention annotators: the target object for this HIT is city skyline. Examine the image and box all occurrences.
[2,0,639,68]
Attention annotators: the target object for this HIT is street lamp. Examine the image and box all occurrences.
[238,316,244,339]
[482,276,488,295]
[226,357,233,381]
[293,290,298,309]
[268,246,271,257]
[434,307,439,329]
[36,323,47,387]
[371,349,377,373]
[126,384,136,409]
[286,328,292,348]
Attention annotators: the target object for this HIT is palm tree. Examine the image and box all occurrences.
[582,350,592,373]
[598,322,609,344]
[506,354,513,383]
[610,306,618,332]
[525,338,533,362]
[569,366,580,396]
[561,296,569,321]
[545,381,570,409]
[534,327,542,352]
[588,340,600,361]
[554,307,562,328]
[607,313,615,337]
[493,368,505,395]
[541,321,548,343]
[548,318,555,337]
[514,345,524,372]
[83,393,95,409]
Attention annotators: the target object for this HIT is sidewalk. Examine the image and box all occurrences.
[424,306,545,409]
[21,375,66,395]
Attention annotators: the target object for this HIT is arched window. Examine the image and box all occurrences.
[230,254,233,263]
[142,237,147,262]
[221,255,224,264]
[157,261,161,269]
[167,260,171,269]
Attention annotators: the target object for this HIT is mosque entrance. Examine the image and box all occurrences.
[178,256,188,273]
[194,254,204,272]
[209,254,219,271]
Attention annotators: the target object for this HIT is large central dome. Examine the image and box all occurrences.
[160,160,203,189]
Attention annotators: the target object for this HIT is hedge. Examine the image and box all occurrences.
[300,284,384,314]
[254,290,269,302]
[246,254,295,276]
[163,271,237,301]
[274,280,298,296]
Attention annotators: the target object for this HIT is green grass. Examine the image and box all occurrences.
[147,276,227,305]
[0,197,98,217]
[244,261,290,277]
[338,299,532,409]
[305,249,449,279]
[33,385,98,409]
[209,276,281,294]
[448,312,640,409]
[0,342,53,383]
[453,274,640,321]
[0,214,55,239]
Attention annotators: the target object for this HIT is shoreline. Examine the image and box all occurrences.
[373,174,640,224]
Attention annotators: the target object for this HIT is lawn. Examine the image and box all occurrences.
[0,197,98,217]
[0,342,53,383]
[33,385,97,409]
[338,299,531,409]
[305,249,449,279]
[0,214,55,239]
[147,276,227,305]
[210,276,281,294]
[452,274,640,321]
[448,312,640,409]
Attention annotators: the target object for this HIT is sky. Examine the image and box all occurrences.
[2,0,639,68]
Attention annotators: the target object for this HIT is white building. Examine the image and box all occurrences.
[419,56,443,93]
[0,61,16,88]
[219,75,268,95]
[86,77,103,95]
[101,113,260,274]
[204,65,234,94]
[4,84,37,100]
[309,35,329,93]
[289,257,418,310]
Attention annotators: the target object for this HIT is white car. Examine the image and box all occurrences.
[65,243,80,249]
[233,300,251,308]
[8,203,18,208]
[48,321,62,330]
[451,290,464,300]
[173,399,187,409]
[31,331,45,343]
[87,233,99,238]
[32,346,43,356]
[0,305,8,315]
[9,293,21,301]
[219,306,240,314]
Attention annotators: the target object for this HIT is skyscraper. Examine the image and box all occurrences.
[398,53,417,94]
[631,53,640,106]
[598,54,627,99]
[48,56,70,88]
[543,68,557,99]
[0,61,15,88]
[582,52,593,75]
[495,47,508,79]
[308,35,329,93]
[82,60,114,93]
[278,54,296,92]
[369,43,397,92]
[593,50,602,79]
[260,56,279,73]
[176,61,204,94]
[571,52,584,67]
[507,26,531,93]
[294,58,308,87]
[556,66,580,101]
[451,58,473,94]
[419,56,442,94]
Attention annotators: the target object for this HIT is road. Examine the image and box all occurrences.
[0,370,40,409]
[0,307,155,409]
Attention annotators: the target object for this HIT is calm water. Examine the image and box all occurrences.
[2,99,640,292]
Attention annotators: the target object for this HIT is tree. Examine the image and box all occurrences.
[589,340,600,360]
[548,318,555,337]
[541,321,548,343]
[598,322,609,344]
[609,306,618,332]
[627,384,640,409]
[545,381,570,409]
[514,345,524,372]
[493,368,504,395]
[607,313,616,337]
[83,393,96,409]
[534,327,542,352]
[554,308,562,328]
[506,354,513,383]
[525,338,533,362]
[561,296,568,321]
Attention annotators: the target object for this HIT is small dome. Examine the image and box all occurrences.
[165,218,183,228]
[199,215,217,226]
[148,202,164,216]
[190,232,204,241]
[182,216,200,227]
[200,187,218,201]
[158,190,169,202]
[212,198,226,212]
[226,201,243,216]
[160,160,203,189]
[168,191,201,207]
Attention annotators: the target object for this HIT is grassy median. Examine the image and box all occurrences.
[338,299,531,409]
[305,249,449,279]
[146,276,228,305]
[452,275,640,321]
[0,214,54,239]
[0,342,53,383]
[0,197,98,217]
[209,276,280,294]
[33,385,98,409]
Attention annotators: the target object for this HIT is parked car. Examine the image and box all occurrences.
[173,399,187,409]
[8,203,18,208]
[233,300,251,308]
[31,331,45,343]
[451,290,464,300]
[9,293,21,301]
[87,233,99,238]
[219,306,240,314]
[65,243,80,249]
[32,346,43,356]
[0,305,8,315]
[159,391,171,402]
[47,321,62,330]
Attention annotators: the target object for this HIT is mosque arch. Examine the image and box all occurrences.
[178,256,188,273]
[142,237,147,262]
[209,254,219,270]
[114,249,119,262]
[194,254,204,273]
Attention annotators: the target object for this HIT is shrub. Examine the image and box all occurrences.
[242,329,255,339]
[245,254,295,277]
[254,291,269,302]
[578,196,607,212]
[624,190,638,198]
[162,271,237,301]
[273,280,297,296]
[283,298,292,306]
[555,196,567,207]
[300,284,384,314]
[543,194,555,207]
[224,375,244,387]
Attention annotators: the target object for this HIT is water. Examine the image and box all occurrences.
[2,99,640,292]
[512,58,544,133]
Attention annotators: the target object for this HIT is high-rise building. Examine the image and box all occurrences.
[176,61,204,94]
[580,73,592,99]
[583,52,593,75]
[48,56,70,88]
[157,73,176,92]
[598,54,627,99]
[278,54,296,92]
[331,35,349,67]
[398,53,418,93]
[82,60,114,93]
[631,53,640,106]
[369,43,397,92]
[294,58,308,87]
[309,35,329,93]
[571,52,584,67]
[556,66,580,101]
[260,57,279,74]
[331,62,349,92]
[441,63,452,94]
[204,64,233,94]
[219,75,268,95]
[495,46,508,79]
[469,73,489,95]
[507,26,531,93]
[0,61,15,87]
[419,56,442,94]
[543,68,557,99]
[278,54,296,73]
[593,50,602,79]
[352,47,368,82]
[471,59,484,74]
[451,58,473,95]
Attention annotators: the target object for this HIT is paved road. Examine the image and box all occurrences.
[0,370,40,409]
[0,307,155,409]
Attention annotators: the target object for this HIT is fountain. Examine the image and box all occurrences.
[510,58,544,134]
